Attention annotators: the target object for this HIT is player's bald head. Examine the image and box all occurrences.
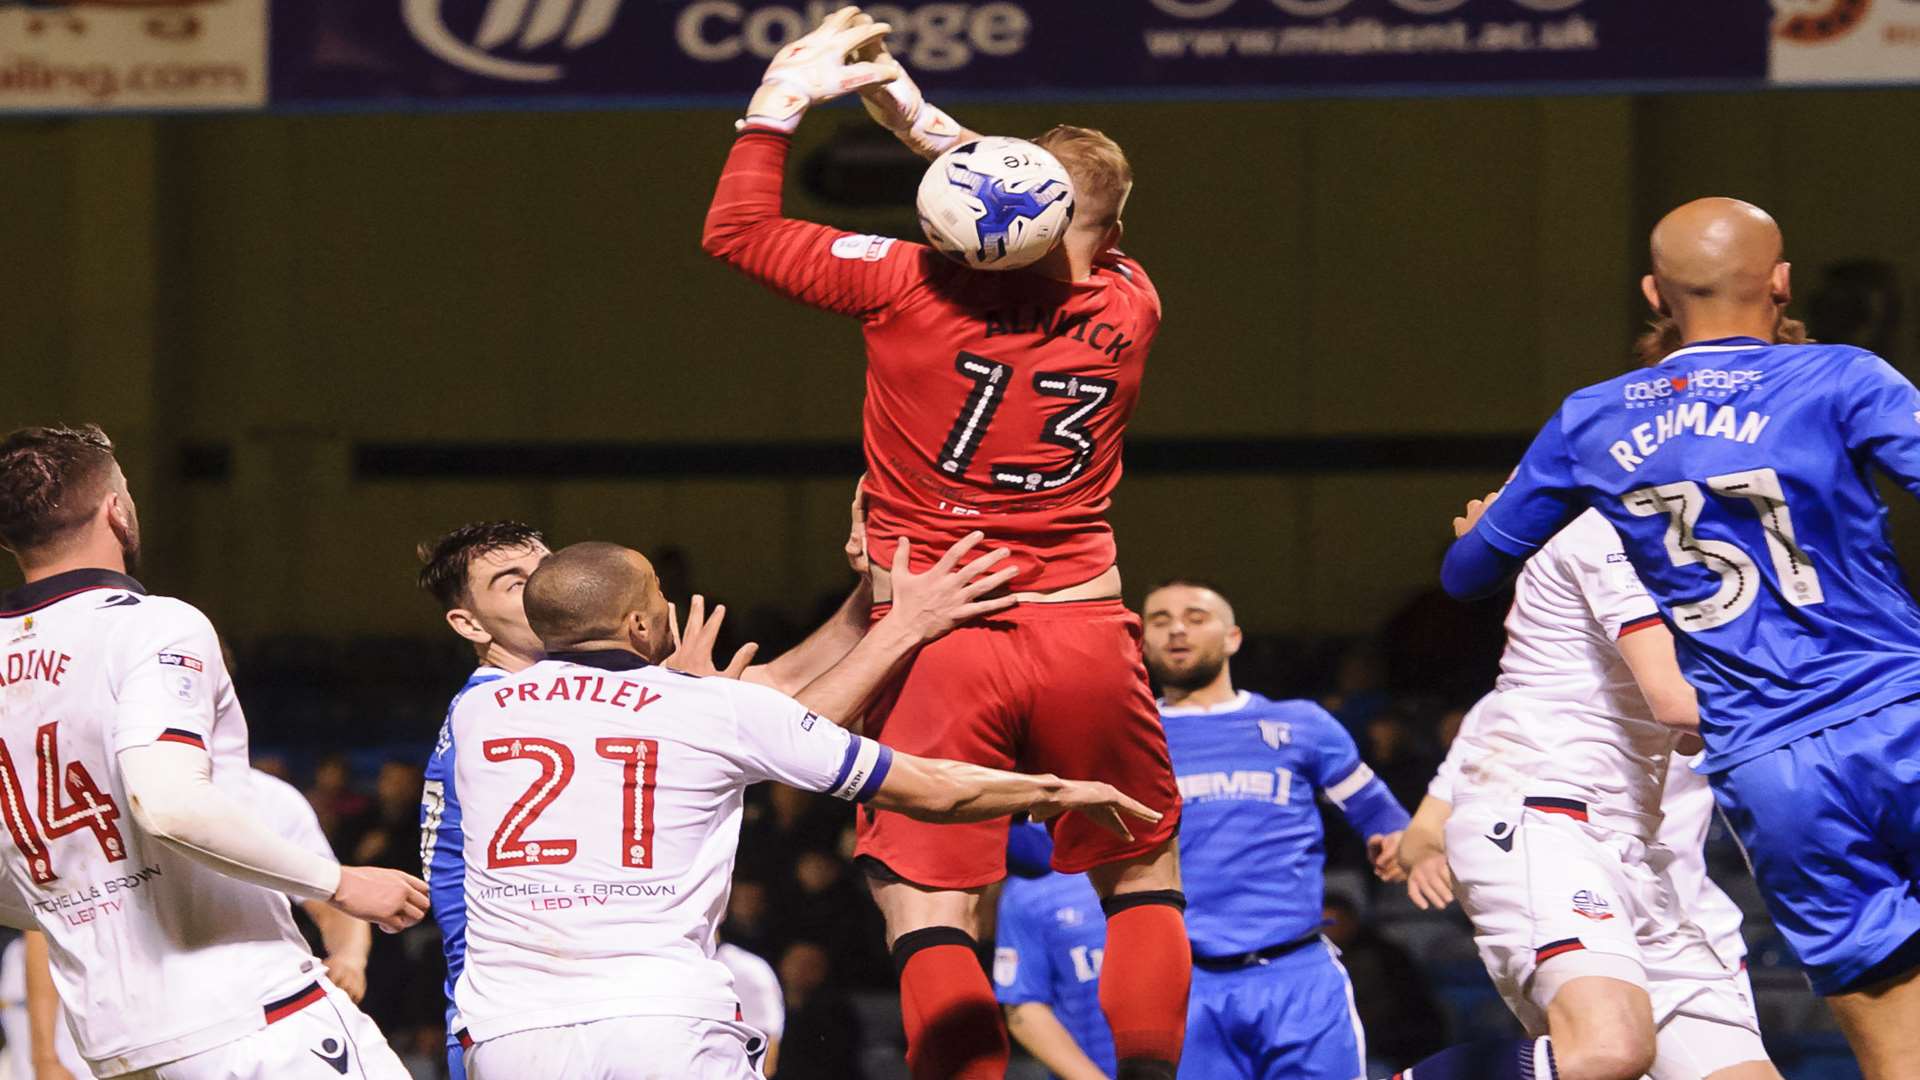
[1643,198,1791,340]
[1649,198,1782,303]
[523,542,661,651]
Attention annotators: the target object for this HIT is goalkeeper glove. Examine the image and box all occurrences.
[859,60,966,160]
[739,6,900,135]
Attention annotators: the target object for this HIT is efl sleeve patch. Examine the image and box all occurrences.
[830,234,898,262]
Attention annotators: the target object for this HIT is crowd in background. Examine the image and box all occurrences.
[217,566,1862,1079]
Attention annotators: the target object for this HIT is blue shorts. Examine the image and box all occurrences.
[1713,701,1920,995]
[1179,938,1365,1080]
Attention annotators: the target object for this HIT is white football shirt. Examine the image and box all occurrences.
[451,651,890,1043]
[1430,510,1676,835]
[0,570,321,1076]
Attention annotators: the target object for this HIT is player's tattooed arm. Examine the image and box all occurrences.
[788,535,1017,726]
[1004,1003,1112,1080]
[872,753,1161,840]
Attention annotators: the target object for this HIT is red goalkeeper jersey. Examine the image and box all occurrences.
[704,131,1161,592]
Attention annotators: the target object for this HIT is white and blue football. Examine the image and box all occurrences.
[917,137,1076,271]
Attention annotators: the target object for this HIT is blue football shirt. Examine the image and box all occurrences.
[1163,691,1409,957]
[1473,339,1920,772]
[993,867,1117,1078]
[421,666,504,1051]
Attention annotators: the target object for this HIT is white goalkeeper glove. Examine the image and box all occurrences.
[739,6,900,135]
[858,58,967,160]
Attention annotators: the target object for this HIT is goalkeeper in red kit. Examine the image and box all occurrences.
[703,9,1188,1080]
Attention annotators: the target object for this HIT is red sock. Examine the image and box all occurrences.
[893,928,1009,1080]
[1099,892,1192,1067]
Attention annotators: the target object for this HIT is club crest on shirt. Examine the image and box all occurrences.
[1571,889,1615,921]
[1054,905,1086,929]
[1258,720,1291,749]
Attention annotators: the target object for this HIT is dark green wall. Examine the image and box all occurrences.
[4,90,1918,639]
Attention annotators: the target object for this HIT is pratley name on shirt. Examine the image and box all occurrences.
[1609,403,1772,473]
[493,674,661,712]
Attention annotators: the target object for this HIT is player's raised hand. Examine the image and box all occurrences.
[1368,831,1407,883]
[1452,489,1501,538]
[1029,778,1163,842]
[665,595,760,679]
[854,25,969,160]
[884,534,1021,643]
[1405,853,1456,911]
[329,866,430,934]
[741,6,900,134]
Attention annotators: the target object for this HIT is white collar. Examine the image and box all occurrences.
[1158,690,1252,717]
[1659,341,1768,364]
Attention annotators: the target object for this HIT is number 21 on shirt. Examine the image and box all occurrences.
[484,736,661,871]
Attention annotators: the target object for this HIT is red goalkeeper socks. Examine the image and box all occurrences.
[893,927,1008,1080]
[1099,890,1192,1075]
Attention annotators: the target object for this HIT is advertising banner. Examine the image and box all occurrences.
[268,1,1772,110]
[0,0,267,112]
[1771,0,1920,85]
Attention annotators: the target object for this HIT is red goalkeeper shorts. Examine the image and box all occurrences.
[853,599,1182,889]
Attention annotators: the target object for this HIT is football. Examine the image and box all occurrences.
[916,137,1076,271]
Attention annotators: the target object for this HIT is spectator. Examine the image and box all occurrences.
[777,941,864,1080]
[306,752,373,850]
[1323,895,1447,1072]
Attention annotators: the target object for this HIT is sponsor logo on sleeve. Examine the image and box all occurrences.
[830,234,898,262]
[157,652,204,671]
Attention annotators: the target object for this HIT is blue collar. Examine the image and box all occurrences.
[1682,336,1770,348]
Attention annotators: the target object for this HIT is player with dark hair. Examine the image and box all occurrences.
[1443,198,1920,1078]
[704,11,1186,1078]
[0,422,424,1079]
[1142,580,1408,1080]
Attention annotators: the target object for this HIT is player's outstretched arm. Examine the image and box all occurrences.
[1004,1003,1111,1080]
[786,535,1017,726]
[118,742,428,932]
[871,752,1161,840]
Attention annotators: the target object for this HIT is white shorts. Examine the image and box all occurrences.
[120,978,408,1080]
[1447,799,1765,1068]
[467,1016,768,1080]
